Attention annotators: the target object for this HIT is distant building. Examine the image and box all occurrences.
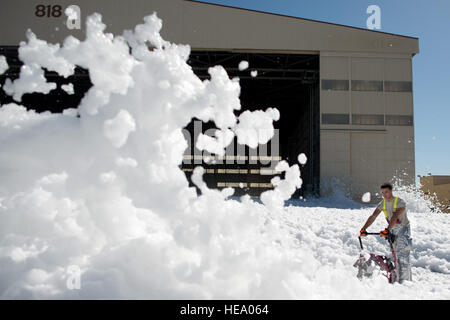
[420,176,450,213]
[0,0,419,198]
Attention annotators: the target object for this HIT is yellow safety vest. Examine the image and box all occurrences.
[383,196,399,222]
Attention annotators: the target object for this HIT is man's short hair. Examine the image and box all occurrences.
[380,183,393,190]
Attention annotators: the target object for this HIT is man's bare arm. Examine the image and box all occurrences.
[362,207,381,230]
[387,207,405,230]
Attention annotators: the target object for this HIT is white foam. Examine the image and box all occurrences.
[0,55,8,75]
[298,153,307,165]
[61,83,74,95]
[362,192,371,203]
[238,60,249,71]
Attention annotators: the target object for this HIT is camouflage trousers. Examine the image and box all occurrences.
[391,223,413,283]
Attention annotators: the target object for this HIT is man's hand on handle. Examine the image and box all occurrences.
[379,228,390,238]
[380,228,396,243]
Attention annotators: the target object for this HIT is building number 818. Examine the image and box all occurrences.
[35,4,62,18]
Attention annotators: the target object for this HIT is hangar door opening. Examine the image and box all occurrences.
[182,51,320,197]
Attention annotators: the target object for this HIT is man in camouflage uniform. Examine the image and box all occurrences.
[360,183,413,283]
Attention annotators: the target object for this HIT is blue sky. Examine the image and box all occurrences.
[193,0,450,182]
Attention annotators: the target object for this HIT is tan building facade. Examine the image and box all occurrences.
[0,0,419,198]
[320,52,416,197]
[420,176,450,213]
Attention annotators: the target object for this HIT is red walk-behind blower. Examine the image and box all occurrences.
[354,232,398,283]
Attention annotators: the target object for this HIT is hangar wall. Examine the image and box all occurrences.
[320,52,415,198]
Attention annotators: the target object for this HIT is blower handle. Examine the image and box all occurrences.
[358,232,395,251]
[358,236,363,250]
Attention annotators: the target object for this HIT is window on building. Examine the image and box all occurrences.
[386,115,414,126]
[351,80,383,92]
[384,81,412,92]
[321,79,349,91]
[352,114,385,125]
[322,113,350,125]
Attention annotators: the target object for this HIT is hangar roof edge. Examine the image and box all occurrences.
[185,0,419,41]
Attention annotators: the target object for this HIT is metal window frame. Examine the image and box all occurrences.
[321,113,350,125]
[384,81,412,92]
[352,114,385,125]
[351,80,383,92]
[385,114,414,126]
[321,79,349,91]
